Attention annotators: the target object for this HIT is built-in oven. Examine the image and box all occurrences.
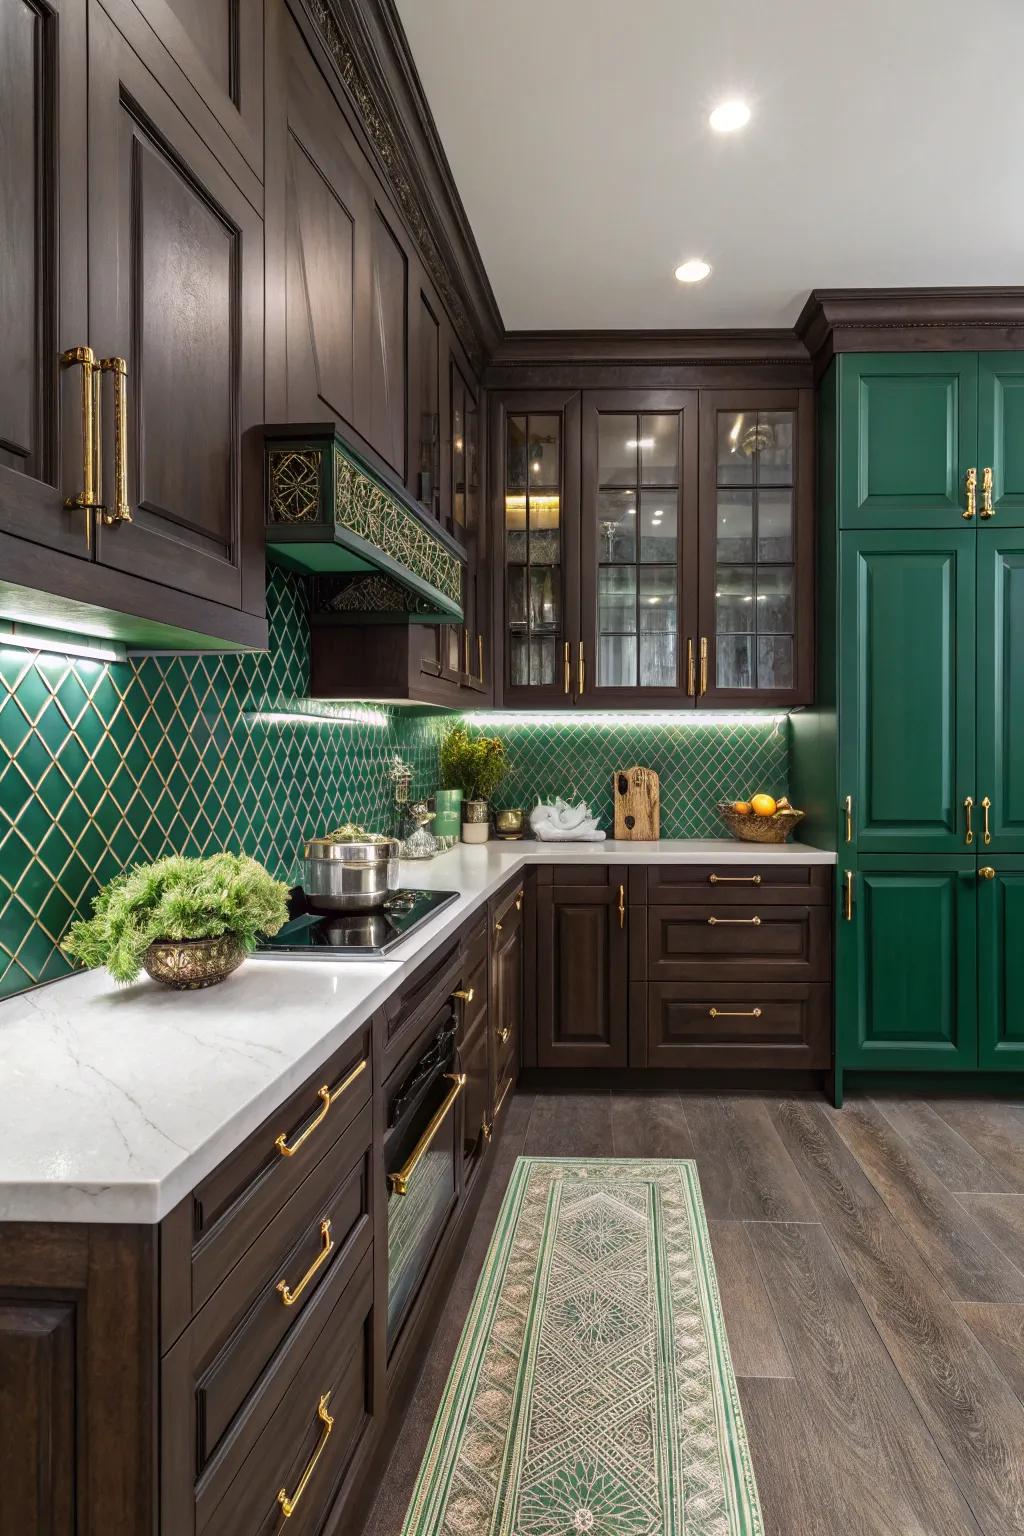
[384,1003,465,1348]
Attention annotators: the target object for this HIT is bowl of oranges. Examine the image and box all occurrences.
[718,793,805,844]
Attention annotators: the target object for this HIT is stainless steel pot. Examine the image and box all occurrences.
[302,829,401,911]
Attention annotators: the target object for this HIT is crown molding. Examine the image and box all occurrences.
[797,287,1024,375]
[485,329,813,389]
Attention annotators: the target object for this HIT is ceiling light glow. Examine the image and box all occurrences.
[709,99,751,133]
[674,259,711,284]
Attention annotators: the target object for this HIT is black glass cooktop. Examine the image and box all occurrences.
[255,887,459,959]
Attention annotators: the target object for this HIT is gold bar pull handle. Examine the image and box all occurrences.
[462,628,470,675]
[982,795,992,846]
[278,1394,334,1518]
[275,1058,367,1157]
[277,1219,333,1307]
[709,1007,762,1019]
[981,466,994,518]
[707,914,761,926]
[699,636,709,697]
[60,346,102,514]
[843,794,853,844]
[99,357,131,524]
[578,640,586,695]
[618,883,625,929]
[388,1073,465,1196]
[964,466,977,519]
[686,638,696,697]
[964,795,974,846]
[477,633,485,684]
[709,873,761,885]
[843,869,854,921]
[563,641,571,695]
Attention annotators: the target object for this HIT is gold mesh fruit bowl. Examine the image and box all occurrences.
[718,803,806,844]
[142,933,246,989]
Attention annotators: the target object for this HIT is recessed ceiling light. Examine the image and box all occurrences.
[675,259,711,284]
[709,99,751,133]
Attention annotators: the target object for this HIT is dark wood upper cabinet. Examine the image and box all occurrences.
[88,0,264,613]
[369,207,408,478]
[536,870,629,1067]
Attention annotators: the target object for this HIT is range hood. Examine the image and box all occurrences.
[264,424,464,623]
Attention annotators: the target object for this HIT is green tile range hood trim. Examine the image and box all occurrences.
[264,424,464,623]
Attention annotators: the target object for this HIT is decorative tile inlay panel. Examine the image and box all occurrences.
[334,449,462,609]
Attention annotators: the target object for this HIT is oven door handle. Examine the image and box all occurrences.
[388,1073,465,1197]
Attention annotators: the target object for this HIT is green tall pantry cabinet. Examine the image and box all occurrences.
[792,353,1024,1102]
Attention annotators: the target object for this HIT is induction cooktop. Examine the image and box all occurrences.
[254,886,460,959]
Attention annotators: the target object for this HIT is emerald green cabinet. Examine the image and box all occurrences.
[977,531,1024,851]
[978,355,1024,526]
[839,530,976,852]
[978,858,1024,1068]
[837,856,978,1071]
[838,355,978,528]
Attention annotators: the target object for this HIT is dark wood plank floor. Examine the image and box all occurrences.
[363,1090,1024,1536]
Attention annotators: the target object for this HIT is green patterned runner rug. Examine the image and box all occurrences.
[401,1157,763,1536]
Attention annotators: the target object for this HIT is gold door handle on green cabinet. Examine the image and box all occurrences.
[981,466,994,518]
[843,870,854,921]
[964,795,974,845]
[60,346,103,519]
[982,796,992,845]
[843,795,853,844]
[99,357,131,524]
[979,866,996,880]
[964,467,977,519]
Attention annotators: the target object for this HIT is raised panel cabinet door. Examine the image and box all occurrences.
[977,531,1024,851]
[536,882,628,1067]
[978,353,1024,526]
[0,1301,75,1536]
[835,856,978,1071]
[977,857,1024,1069]
[87,1,264,611]
[0,0,90,559]
[839,530,976,852]
[580,390,698,706]
[837,353,979,528]
[369,207,407,478]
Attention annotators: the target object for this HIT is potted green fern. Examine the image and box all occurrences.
[63,853,289,989]
[439,726,507,844]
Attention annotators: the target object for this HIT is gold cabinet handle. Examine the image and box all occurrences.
[964,466,977,519]
[964,795,974,846]
[494,1075,513,1117]
[709,1007,762,1019]
[618,883,625,928]
[452,987,474,1004]
[686,638,696,697]
[843,869,854,921]
[495,920,503,934]
[699,636,709,697]
[578,640,586,695]
[709,873,761,885]
[982,795,992,846]
[275,1058,367,1157]
[843,795,853,844]
[515,891,523,911]
[563,641,571,695]
[496,1024,510,1045]
[388,1073,465,1196]
[278,1393,334,1518]
[477,633,485,684]
[99,356,131,524]
[707,915,761,926]
[481,1116,493,1143]
[981,466,994,518]
[979,866,996,880]
[277,1219,333,1307]
[60,346,102,515]
[463,628,470,674]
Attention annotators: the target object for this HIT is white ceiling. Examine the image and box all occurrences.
[395,0,1024,330]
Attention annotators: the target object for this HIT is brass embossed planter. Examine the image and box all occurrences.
[142,934,245,990]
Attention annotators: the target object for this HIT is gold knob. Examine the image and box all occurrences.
[452,987,474,1004]
[979,866,996,880]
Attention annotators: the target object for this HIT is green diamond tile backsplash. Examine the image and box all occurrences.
[0,566,790,1001]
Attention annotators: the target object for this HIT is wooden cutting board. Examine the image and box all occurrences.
[613,766,660,840]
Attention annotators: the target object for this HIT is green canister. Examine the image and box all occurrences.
[433,787,463,839]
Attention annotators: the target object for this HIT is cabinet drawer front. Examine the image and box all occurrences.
[648,983,831,1068]
[384,938,463,1074]
[190,1027,371,1313]
[648,905,830,982]
[195,1108,372,1470]
[550,865,616,887]
[199,1252,374,1536]
[647,864,830,905]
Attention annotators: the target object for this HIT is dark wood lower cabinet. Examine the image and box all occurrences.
[536,868,629,1068]
[647,982,831,1069]
[0,1301,75,1536]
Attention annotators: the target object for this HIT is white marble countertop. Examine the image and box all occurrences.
[0,838,835,1224]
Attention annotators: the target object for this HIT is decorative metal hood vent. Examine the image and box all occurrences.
[264,424,464,623]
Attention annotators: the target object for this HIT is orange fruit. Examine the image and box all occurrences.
[732,800,752,816]
[750,793,777,817]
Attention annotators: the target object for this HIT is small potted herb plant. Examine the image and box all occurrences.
[63,853,289,989]
[439,725,507,844]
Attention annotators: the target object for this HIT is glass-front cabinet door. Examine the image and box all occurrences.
[698,390,813,707]
[580,392,698,704]
[494,391,581,706]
